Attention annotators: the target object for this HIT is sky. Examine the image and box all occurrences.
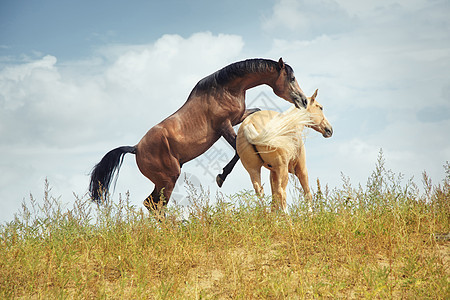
[0,0,449,223]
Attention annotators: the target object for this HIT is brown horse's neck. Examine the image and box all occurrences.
[194,58,284,95]
[233,71,279,92]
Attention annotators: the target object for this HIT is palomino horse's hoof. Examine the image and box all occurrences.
[216,175,224,187]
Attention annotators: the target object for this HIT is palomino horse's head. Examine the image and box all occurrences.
[307,89,333,138]
[272,58,309,109]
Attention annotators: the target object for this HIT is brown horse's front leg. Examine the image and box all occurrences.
[239,108,261,123]
[221,108,262,149]
[216,120,237,187]
[216,108,261,187]
[220,120,237,149]
[216,152,239,187]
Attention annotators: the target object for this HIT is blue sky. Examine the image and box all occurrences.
[1,0,449,222]
[1,0,272,59]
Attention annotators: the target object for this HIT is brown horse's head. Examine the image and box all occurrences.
[272,58,309,109]
[307,89,333,138]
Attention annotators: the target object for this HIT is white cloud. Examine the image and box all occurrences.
[334,0,428,16]
[263,0,450,192]
[262,0,358,39]
[103,32,244,110]
[266,0,450,112]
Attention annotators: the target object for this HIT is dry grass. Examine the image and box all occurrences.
[1,154,449,299]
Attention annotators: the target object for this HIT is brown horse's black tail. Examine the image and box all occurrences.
[89,146,136,203]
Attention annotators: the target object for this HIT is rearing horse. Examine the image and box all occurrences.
[89,58,308,211]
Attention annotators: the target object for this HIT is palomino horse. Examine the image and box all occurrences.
[236,89,332,211]
[89,58,309,211]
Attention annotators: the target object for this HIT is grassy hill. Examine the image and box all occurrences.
[1,155,448,299]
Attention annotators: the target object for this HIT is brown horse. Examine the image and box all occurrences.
[89,58,309,211]
[236,89,332,211]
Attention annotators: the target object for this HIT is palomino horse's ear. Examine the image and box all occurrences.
[311,89,318,101]
[278,57,285,69]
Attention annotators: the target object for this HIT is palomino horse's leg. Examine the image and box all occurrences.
[269,167,289,212]
[294,145,313,210]
[248,167,264,198]
[294,165,312,202]
[216,108,261,187]
[238,140,265,198]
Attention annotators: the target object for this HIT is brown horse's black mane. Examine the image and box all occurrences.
[195,58,294,91]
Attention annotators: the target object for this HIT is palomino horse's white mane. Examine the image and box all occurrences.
[243,106,313,159]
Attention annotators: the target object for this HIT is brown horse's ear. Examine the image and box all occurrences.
[311,89,318,101]
[278,57,285,69]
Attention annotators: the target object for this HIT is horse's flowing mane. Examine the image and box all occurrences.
[196,58,294,90]
[243,107,312,159]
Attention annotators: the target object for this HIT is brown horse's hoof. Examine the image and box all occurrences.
[216,175,224,187]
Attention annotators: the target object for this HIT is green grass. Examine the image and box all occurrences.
[1,153,449,299]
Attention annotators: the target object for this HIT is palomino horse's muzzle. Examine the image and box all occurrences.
[310,118,333,138]
[320,119,333,138]
[323,126,333,138]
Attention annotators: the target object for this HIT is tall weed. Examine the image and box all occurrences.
[1,153,448,298]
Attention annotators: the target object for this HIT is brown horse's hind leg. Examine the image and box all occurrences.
[143,174,179,220]
[143,188,167,211]
[136,128,181,215]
